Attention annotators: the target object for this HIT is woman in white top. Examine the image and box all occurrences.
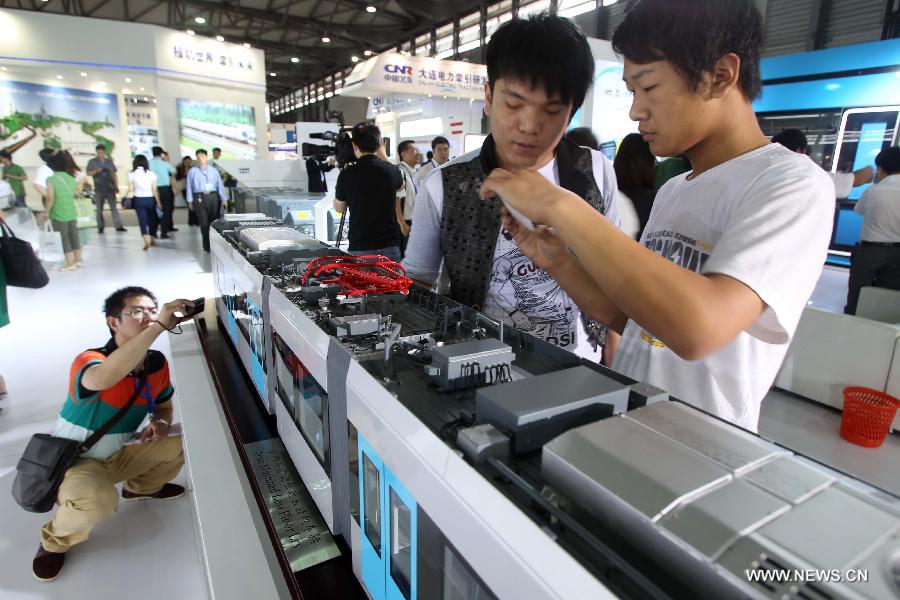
[127,154,161,250]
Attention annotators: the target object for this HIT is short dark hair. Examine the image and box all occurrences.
[612,0,764,100]
[614,133,657,190]
[771,129,808,153]
[152,146,164,157]
[431,136,449,149]
[876,146,900,175]
[96,144,107,151]
[565,127,599,150]
[133,154,149,171]
[0,150,11,161]
[212,147,222,153]
[196,149,208,157]
[398,140,416,156]
[104,286,157,333]
[351,122,381,153]
[486,14,594,116]
[39,148,56,163]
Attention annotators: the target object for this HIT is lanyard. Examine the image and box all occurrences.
[403,164,418,194]
[132,370,155,413]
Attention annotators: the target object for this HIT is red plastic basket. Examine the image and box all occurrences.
[840,387,900,448]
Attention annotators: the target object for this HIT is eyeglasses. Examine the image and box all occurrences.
[118,307,159,320]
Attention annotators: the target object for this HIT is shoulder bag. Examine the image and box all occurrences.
[12,372,147,513]
[0,219,49,289]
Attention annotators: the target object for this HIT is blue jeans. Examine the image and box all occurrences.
[133,196,156,235]
[15,195,26,207]
[349,246,401,262]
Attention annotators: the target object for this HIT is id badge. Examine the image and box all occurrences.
[203,182,214,193]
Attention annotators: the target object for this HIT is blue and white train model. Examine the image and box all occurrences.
[209,215,900,600]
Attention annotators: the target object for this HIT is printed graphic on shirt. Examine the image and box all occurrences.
[643,229,713,273]
[482,244,577,348]
[639,229,715,347]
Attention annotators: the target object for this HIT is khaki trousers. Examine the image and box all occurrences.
[40,436,184,552]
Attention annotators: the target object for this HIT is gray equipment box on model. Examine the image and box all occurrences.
[427,338,514,390]
[476,365,629,454]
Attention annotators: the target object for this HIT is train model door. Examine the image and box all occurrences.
[359,434,418,600]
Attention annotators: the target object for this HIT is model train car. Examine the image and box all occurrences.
[210,216,900,600]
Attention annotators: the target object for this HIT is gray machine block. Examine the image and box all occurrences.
[477,365,629,454]
[626,402,784,474]
[330,314,380,337]
[628,381,669,409]
[542,414,731,520]
[456,423,510,464]
[428,338,514,390]
[659,479,789,559]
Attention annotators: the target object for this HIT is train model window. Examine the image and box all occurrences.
[296,372,328,464]
[273,331,329,465]
[363,454,382,556]
[390,487,413,600]
[348,420,360,525]
[443,545,497,600]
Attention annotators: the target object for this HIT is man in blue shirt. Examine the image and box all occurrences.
[186,149,227,252]
[149,147,177,238]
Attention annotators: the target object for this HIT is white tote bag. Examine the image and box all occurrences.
[38,220,65,263]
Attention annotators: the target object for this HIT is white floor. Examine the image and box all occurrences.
[0,209,212,599]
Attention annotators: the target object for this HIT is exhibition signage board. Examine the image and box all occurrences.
[0,80,120,167]
[342,53,488,100]
[177,99,258,160]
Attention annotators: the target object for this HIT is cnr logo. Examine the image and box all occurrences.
[384,64,413,75]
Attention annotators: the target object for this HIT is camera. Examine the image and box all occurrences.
[302,130,356,169]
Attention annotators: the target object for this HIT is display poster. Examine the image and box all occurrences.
[590,59,639,149]
[0,80,120,167]
[126,105,160,159]
[177,99,257,160]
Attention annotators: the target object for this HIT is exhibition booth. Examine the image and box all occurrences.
[0,9,268,207]
[341,52,487,159]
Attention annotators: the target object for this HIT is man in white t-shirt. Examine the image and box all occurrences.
[482,0,835,431]
[402,15,620,362]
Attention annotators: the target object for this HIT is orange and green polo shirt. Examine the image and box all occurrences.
[52,338,174,460]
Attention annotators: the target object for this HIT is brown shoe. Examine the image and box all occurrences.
[122,483,185,502]
[33,545,66,582]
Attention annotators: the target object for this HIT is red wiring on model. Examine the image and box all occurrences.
[301,255,413,296]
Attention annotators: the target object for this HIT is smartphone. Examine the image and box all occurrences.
[175,297,205,319]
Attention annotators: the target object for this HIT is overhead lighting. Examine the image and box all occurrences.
[351,55,359,63]
[291,57,300,63]
[194,16,206,24]
[56,74,63,80]
[99,81,106,85]
[366,5,376,12]
[143,97,149,101]
[80,72,87,77]
[243,43,251,49]
[325,91,333,98]
[364,49,372,56]
[139,86,144,91]
[216,35,225,42]
[186,29,195,36]
[322,36,331,43]
[0,67,7,71]
[269,72,277,77]
[122,88,130,94]
[125,77,132,83]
